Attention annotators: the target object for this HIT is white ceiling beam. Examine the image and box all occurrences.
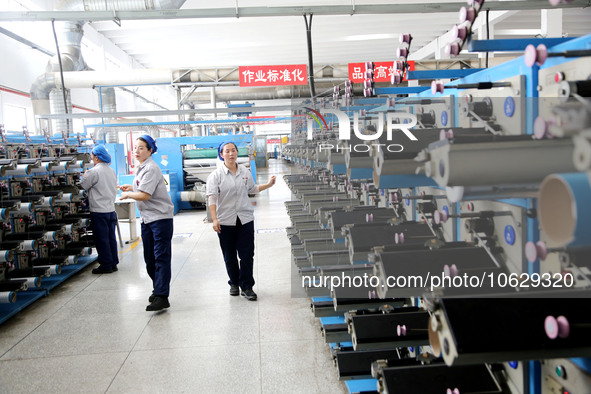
[0,1,587,21]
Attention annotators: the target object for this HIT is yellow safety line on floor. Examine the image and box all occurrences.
[119,237,141,254]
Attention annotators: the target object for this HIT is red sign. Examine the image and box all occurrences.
[239,65,308,87]
[348,61,415,83]
[267,139,280,144]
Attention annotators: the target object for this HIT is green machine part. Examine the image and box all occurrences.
[183,147,249,159]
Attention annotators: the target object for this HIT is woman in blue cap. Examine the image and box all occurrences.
[120,135,174,311]
[206,141,276,301]
[81,145,119,274]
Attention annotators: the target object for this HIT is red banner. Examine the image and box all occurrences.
[348,61,415,83]
[267,139,280,144]
[239,65,308,87]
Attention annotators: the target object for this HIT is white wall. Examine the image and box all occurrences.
[0,18,178,136]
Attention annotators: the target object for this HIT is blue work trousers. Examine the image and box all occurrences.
[90,211,119,270]
[141,218,174,297]
[218,218,255,290]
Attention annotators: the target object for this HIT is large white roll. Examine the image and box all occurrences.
[0,291,16,304]
[539,172,591,247]
[4,164,32,176]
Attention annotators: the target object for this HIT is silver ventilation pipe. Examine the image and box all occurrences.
[31,0,187,134]
[182,102,201,136]
[96,87,118,143]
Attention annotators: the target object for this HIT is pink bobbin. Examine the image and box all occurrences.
[364,79,373,89]
[393,60,405,71]
[556,316,571,338]
[452,25,468,41]
[398,232,405,244]
[365,62,374,71]
[533,116,549,140]
[545,315,571,339]
[434,210,442,225]
[459,6,476,24]
[524,44,548,67]
[333,196,339,202]
[446,129,454,139]
[387,98,396,108]
[365,69,374,79]
[399,33,412,45]
[536,240,548,261]
[440,129,449,140]
[368,290,377,299]
[345,80,352,88]
[334,86,340,94]
[364,88,372,97]
[440,210,449,223]
[397,47,409,59]
[395,232,400,244]
[397,324,407,336]
[391,72,403,85]
[549,0,573,6]
[443,264,451,278]
[466,202,475,211]
[525,241,539,263]
[450,264,459,277]
[535,44,548,66]
[446,41,461,57]
[431,80,445,95]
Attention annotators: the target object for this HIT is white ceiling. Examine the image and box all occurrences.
[19,0,591,70]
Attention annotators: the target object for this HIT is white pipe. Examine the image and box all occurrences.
[58,69,172,88]
[180,191,206,203]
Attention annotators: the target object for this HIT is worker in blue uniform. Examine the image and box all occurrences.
[81,145,119,274]
[120,135,174,311]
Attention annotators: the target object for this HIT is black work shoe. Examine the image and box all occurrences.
[92,266,113,274]
[112,266,118,272]
[146,296,170,311]
[241,289,257,301]
[229,284,239,296]
[148,293,155,303]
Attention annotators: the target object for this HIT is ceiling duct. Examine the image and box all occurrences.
[30,0,187,135]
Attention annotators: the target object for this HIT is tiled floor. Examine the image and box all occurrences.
[0,159,346,393]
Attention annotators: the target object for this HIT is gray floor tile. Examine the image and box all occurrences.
[0,352,129,394]
[108,344,261,394]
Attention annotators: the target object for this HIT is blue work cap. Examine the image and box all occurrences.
[217,141,237,161]
[91,145,111,164]
[139,134,157,154]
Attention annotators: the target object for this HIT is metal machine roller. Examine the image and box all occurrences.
[343,222,434,264]
[373,363,503,394]
[373,246,502,299]
[348,309,430,350]
[423,136,577,187]
[428,294,591,366]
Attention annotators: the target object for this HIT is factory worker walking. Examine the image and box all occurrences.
[206,141,276,301]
